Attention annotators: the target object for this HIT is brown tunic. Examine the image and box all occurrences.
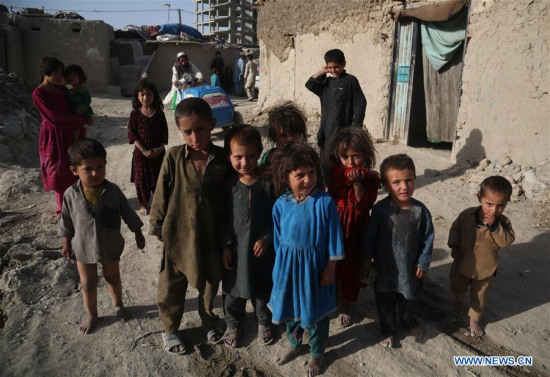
[149,143,228,288]
[448,207,515,280]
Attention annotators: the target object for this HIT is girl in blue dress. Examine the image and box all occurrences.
[269,142,344,377]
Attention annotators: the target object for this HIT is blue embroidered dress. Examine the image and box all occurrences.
[268,189,345,327]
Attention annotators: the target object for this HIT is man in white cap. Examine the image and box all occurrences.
[163,52,203,105]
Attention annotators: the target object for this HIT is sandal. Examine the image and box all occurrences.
[257,324,273,346]
[338,313,352,328]
[223,328,240,348]
[162,332,186,355]
[207,328,224,345]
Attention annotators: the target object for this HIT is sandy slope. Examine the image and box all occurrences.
[0,94,548,377]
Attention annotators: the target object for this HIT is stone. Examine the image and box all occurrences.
[522,170,548,202]
[424,169,440,177]
[502,155,513,166]
[475,159,490,172]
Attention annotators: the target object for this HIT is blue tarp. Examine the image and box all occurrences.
[158,23,205,40]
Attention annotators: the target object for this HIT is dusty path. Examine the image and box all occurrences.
[0,94,549,377]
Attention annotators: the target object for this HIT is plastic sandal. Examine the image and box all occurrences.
[162,332,186,355]
[257,324,273,346]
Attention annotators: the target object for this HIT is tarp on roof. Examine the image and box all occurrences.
[392,0,467,22]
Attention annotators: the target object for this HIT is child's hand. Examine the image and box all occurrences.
[320,261,336,286]
[415,267,426,279]
[346,168,365,183]
[223,246,234,270]
[451,248,461,261]
[135,230,145,250]
[483,212,496,227]
[61,237,72,259]
[252,239,266,258]
[142,149,153,158]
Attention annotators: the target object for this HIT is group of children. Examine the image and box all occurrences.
[34,49,515,377]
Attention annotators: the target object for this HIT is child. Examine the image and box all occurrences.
[149,97,228,355]
[269,142,344,377]
[328,128,379,327]
[33,56,89,216]
[65,64,94,142]
[305,49,366,176]
[362,154,434,348]
[60,138,145,334]
[127,79,168,215]
[243,54,257,101]
[258,101,308,179]
[210,67,221,87]
[220,125,276,348]
[449,176,515,337]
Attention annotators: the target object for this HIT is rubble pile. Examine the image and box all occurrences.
[0,70,41,166]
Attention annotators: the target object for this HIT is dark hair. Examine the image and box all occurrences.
[215,51,221,56]
[330,127,377,168]
[64,64,87,84]
[380,154,416,185]
[246,54,254,60]
[40,56,64,82]
[132,79,163,111]
[324,49,345,64]
[174,97,213,124]
[478,176,512,201]
[212,67,219,74]
[270,143,322,197]
[224,124,263,157]
[68,138,107,166]
[266,101,308,145]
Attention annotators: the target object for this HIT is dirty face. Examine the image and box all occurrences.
[339,148,365,168]
[229,140,259,178]
[288,166,317,200]
[383,168,415,208]
[478,190,508,218]
[176,113,215,153]
[137,88,154,108]
[70,157,106,191]
[275,127,303,147]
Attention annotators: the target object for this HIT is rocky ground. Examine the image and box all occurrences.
[0,89,549,377]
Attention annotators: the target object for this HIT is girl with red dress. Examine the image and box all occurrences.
[32,57,88,215]
[127,79,168,215]
[328,127,380,327]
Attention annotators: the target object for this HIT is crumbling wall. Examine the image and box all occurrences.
[13,16,114,91]
[453,0,549,167]
[256,0,395,138]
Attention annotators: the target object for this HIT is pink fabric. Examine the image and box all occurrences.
[32,85,86,192]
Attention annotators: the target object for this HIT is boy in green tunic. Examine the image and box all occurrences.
[150,98,228,355]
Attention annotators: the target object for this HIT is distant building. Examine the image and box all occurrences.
[194,0,257,46]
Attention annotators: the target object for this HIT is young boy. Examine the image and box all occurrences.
[220,124,275,348]
[149,97,228,355]
[362,154,434,348]
[449,176,515,337]
[60,138,145,334]
[305,49,367,153]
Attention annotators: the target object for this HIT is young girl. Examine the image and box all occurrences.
[328,127,380,327]
[269,143,344,377]
[128,79,168,215]
[65,64,94,142]
[32,56,89,216]
[258,101,308,180]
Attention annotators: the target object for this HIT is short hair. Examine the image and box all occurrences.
[68,138,107,166]
[64,64,87,84]
[478,176,512,201]
[223,124,263,156]
[380,154,416,185]
[246,54,254,60]
[40,56,64,77]
[324,49,345,64]
[215,51,221,56]
[270,142,322,197]
[266,101,308,145]
[174,97,213,123]
[329,127,377,169]
[132,79,163,111]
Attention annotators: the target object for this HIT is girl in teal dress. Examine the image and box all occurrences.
[268,142,344,377]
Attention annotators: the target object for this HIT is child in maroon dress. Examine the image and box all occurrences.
[128,79,168,215]
[328,127,380,327]
[32,56,89,215]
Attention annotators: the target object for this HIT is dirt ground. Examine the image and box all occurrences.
[0,94,549,377]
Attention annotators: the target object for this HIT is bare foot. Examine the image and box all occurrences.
[139,207,147,216]
[470,318,484,337]
[410,327,424,342]
[275,345,303,366]
[307,355,324,377]
[338,313,352,328]
[79,314,98,334]
[380,335,394,348]
[114,306,129,322]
